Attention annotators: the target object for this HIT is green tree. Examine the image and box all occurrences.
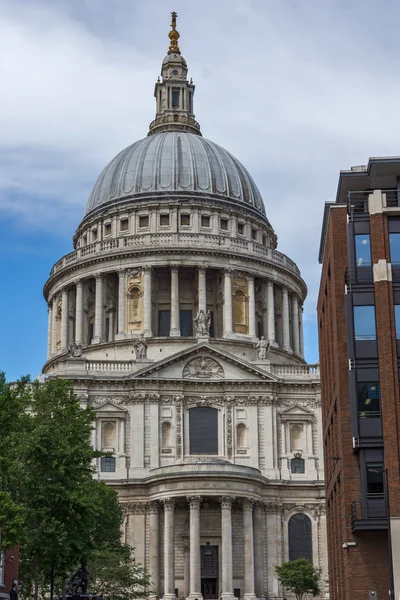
[16,378,122,600]
[88,544,150,600]
[0,373,31,550]
[276,558,321,600]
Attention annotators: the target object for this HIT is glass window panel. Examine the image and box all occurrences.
[390,233,400,264]
[291,458,305,473]
[172,89,180,108]
[180,310,193,337]
[160,214,170,226]
[100,457,116,472]
[189,407,218,454]
[201,215,210,228]
[366,462,384,495]
[357,382,380,417]
[395,305,400,339]
[180,213,190,226]
[139,215,149,228]
[288,514,312,562]
[353,305,376,340]
[355,234,371,266]
[237,223,244,235]
[158,310,171,336]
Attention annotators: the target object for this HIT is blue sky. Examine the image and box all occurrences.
[2,0,400,380]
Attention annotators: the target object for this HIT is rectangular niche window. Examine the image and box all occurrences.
[172,88,180,108]
[160,213,170,226]
[104,223,112,236]
[180,213,190,226]
[100,456,116,472]
[189,407,218,455]
[139,215,149,228]
[220,217,229,231]
[252,228,258,241]
[353,305,376,340]
[92,228,98,242]
[201,215,210,228]
[120,218,129,232]
[237,222,244,235]
[262,234,267,246]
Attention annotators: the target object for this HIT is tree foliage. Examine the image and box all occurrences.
[88,544,150,600]
[276,558,321,600]
[0,375,142,600]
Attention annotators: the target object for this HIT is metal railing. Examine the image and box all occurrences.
[345,266,373,285]
[348,191,370,214]
[351,496,388,523]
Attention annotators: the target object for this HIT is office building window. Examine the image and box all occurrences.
[395,305,400,339]
[353,306,376,340]
[390,233,400,264]
[357,382,380,417]
[355,234,371,266]
[366,463,384,496]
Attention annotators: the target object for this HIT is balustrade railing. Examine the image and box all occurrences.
[50,233,301,277]
[85,360,133,372]
[270,364,319,377]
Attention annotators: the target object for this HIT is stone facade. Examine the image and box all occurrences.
[42,15,328,600]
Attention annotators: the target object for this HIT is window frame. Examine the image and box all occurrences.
[389,232,400,265]
[201,215,211,228]
[120,218,129,233]
[353,305,377,340]
[138,214,150,229]
[355,233,372,267]
[104,222,112,237]
[100,456,116,472]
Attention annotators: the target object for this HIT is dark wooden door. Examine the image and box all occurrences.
[202,579,218,599]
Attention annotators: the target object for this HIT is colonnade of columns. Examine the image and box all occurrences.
[47,265,304,359]
[146,496,264,600]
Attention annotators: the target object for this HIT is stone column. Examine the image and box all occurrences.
[243,500,257,600]
[170,266,180,337]
[187,496,203,600]
[47,303,53,359]
[148,502,160,598]
[116,269,126,339]
[93,273,104,344]
[291,295,300,355]
[266,281,276,345]
[163,498,176,600]
[198,266,207,312]
[281,287,291,352]
[253,503,266,600]
[247,275,256,338]
[223,269,233,338]
[51,296,58,354]
[143,266,153,337]
[75,280,83,346]
[60,288,69,351]
[299,305,304,358]
[183,544,190,598]
[220,497,235,600]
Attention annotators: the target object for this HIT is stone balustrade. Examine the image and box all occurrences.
[271,364,320,377]
[50,233,301,277]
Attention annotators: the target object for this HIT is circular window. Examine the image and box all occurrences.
[172,69,179,76]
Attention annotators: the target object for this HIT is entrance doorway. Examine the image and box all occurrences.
[201,545,218,599]
[201,579,218,599]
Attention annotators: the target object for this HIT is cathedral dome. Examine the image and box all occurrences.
[85,132,267,219]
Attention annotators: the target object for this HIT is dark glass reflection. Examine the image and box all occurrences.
[357,382,380,417]
[355,234,371,266]
[353,306,376,340]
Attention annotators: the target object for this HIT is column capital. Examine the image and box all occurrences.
[95,272,103,281]
[147,501,160,514]
[224,268,233,276]
[162,497,175,510]
[220,496,235,508]
[74,279,83,289]
[242,498,255,511]
[187,495,202,509]
[61,286,69,296]
[246,274,255,282]
[142,265,153,274]
[198,264,208,273]
[170,264,179,274]
[118,268,126,276]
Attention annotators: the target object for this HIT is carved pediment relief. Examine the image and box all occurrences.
[183,356,224,380]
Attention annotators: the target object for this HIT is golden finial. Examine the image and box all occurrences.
[168,11,180,54]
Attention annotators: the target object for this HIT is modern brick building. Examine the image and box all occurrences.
[318,158,400,599]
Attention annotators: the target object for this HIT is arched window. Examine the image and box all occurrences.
[162,421,172,447]
[236,423,247,448]
[127,286,142,330]
[232,288,249,334]
[102,422,116,450]
[288,513,312,562]
[189,407,218,455]
[291,458,305,474]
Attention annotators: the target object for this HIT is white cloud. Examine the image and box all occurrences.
[3,0,400,358]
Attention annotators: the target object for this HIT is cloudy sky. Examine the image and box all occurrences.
[1,0,400,380]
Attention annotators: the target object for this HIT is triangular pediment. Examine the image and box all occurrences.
[279,405,314,417]
[94,402,127,413]
[128,342,278,382]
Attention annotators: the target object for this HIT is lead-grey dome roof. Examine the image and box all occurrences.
[86,132,267,219]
